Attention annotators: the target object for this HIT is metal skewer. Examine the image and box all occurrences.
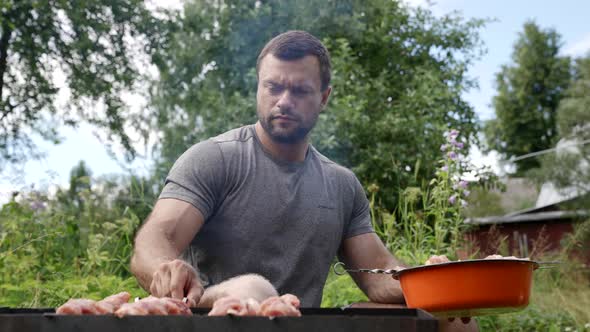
[333,262,399,275]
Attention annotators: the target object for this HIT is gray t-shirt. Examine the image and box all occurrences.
[159,125,374,307]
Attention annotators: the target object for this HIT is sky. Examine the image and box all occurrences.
[1,0,589,204]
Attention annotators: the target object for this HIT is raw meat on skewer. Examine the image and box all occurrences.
[208,293,301,317]
[56,299,101,315]
[95,292,132,314]
[259,294,301,317]
[278,294,300,309]
[56,292,131,315]
[114,296,191,317]
[208,296,260,316]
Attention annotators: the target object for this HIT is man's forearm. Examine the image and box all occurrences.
[365,274,405,304]
[131,199,205,295]
[340,233,408,304]
[131,250,175,291]
[364,254,406,304]
[131,227,184,291]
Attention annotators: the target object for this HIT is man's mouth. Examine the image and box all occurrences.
[272,115,297,122]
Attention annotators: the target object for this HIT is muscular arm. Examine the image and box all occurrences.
[338,233,405,304]
[131,198,204,291]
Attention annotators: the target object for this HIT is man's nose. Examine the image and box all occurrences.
[276,90,295,111]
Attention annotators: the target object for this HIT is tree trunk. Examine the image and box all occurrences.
[0,19,13,108]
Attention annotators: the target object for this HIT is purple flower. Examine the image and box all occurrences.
[463,190,470,197]
[440,144,447,151]
[460,199,468,207]
[440,165,448,172]
[448,194,458,204]
[454,141,464,149]
[449,129,459,137]
[447,151,457,160]
[459,180,468,188]
[29,200,46,212]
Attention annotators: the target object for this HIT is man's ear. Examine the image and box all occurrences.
[320,86,332,110]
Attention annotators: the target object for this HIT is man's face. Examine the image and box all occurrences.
[256,54,331,144]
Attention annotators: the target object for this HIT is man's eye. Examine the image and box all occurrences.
[268,85,283,94]
[292,88,310,96]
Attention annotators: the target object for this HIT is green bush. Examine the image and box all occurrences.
[321,270,368,308]
[0,182,149,307]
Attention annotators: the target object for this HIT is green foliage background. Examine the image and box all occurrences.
[149,0,485,210]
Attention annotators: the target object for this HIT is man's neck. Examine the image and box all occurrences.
[254,122,309,163]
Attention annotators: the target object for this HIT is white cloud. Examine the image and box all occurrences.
[563,32,590,57]
[147,0,184,12]
[465,145,515,179]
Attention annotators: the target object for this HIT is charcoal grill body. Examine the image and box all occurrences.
[0,307,437,332]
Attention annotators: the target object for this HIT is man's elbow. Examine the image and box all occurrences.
[366,290,390,304]
[129,249,152,291]
[129,219,151,278]
[129,227,148,281]
[129,251,140,277]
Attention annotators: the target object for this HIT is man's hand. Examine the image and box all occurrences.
[131,199,206,306]
[424,255,473,325]
[150,259,204,307]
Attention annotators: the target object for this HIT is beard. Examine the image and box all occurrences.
[257,108,318,144]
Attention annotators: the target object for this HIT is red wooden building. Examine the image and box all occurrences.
[465,197,589,266]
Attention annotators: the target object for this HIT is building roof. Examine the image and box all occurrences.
[465,210,589,225]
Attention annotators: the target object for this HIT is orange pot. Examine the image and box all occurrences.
[392,259,540,317]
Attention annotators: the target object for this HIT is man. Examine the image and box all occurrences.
[131,30,476,331]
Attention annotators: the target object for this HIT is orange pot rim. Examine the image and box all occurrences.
[392,258,540,280]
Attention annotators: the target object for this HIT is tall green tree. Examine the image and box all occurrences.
[0,0,176,168]
[534,55,590,201]
[149,0,485,209]
[485,21,571,174]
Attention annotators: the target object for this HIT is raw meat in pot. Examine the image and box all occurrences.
[424,255,450,265]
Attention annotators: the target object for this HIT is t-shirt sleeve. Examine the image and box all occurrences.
[159,139,226,220]
[343,174,375,239]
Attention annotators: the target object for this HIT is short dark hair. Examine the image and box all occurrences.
[256,30,331,91]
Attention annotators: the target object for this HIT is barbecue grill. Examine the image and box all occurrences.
[0,307,437,331]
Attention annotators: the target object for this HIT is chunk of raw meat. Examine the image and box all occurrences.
[259,296,301,317]
[56,292,131,315]
[95,292,131,314]
[114,296,191,317]
[208,296,260,316]
[279,294,300,309]
[485,254,521,260]
[424,255,450,265]
[208,293,302,317]
[56,299,101,315]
